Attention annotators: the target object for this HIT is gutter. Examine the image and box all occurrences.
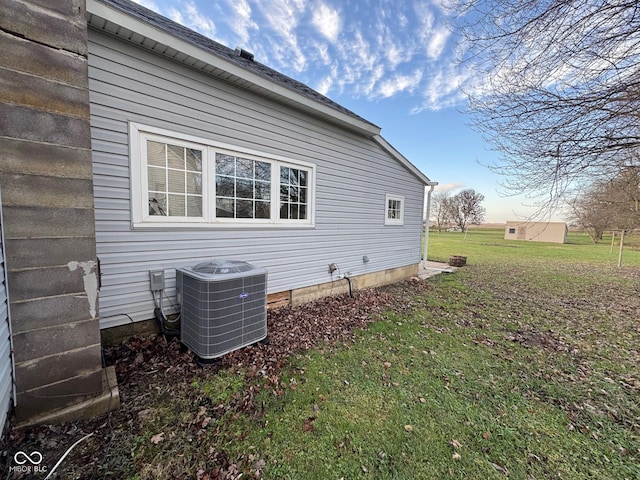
[423,181,438,268]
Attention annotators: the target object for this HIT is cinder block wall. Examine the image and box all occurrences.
[0,0,103,422]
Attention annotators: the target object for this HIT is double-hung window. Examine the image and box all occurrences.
[279,166,309,221]
[130,123,314,227]
[384,194,404,225]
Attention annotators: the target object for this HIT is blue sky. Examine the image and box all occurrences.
[133,0,561,222]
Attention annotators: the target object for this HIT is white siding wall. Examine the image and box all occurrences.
[0,188,14,431]
[88,30,426,329]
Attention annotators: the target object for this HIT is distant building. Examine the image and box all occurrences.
[504,221,568,244]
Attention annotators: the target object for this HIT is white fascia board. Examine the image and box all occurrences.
[372,135,432,185]
[87,0,380,137]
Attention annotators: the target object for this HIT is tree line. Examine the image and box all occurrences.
[431,188,485,233]
[567,166,640,243]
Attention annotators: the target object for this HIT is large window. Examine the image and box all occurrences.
[215,154,271,219]
[130,124,314,227]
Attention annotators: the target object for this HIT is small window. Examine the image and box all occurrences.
[144,138,205,222]
[385,194,404,225]
[508,228,516,234]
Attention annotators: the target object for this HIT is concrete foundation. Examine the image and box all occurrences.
[16,366,120,428]
[291,263,419,305]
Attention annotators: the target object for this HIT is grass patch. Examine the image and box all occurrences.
[225,272,639,479]
[216,229,639,479]
[426,228,640,267]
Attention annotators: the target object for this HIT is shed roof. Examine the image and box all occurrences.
[86,0,431,185]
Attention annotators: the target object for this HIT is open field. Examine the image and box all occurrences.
[428,228,640,267]
[6,229,639,479]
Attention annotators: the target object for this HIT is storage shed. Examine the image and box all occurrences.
[504,221,568,244]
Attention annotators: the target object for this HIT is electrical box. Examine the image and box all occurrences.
[149,270,165,291]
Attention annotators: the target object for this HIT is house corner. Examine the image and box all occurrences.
[0,0,116,426]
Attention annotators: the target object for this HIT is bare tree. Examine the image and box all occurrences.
[431,191,453,232]
[449,189,486,232]
[566,186,611,243]
[452,0,640,211]
[599,165,640,231]
[566,165,640,243]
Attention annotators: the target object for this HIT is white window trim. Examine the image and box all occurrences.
[129,123,316,228]
[384,193,404,226]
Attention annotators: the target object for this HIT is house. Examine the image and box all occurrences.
[504,221,568,244]
[0,0,434,427]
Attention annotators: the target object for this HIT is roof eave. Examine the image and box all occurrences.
[86,0,381,137]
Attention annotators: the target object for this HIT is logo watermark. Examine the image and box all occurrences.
[9,451,48,474]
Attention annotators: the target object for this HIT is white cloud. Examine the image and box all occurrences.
[435,183,465,192]
[309,40,332,65]
[415,4,436,44]
[159,0,467,112]
[361,64,386,96]
[131,0,161,11]
[397,12,409,29]
[169,1,216,39]
[428,0,453,14]
[377,70,423,98]
[228,0,258,46]
[255,0,307,71]
[413,63,473,112]
[384,41,405,68]
[316,64,338,95]
[426,25,450,59]
[312,3,342,42]
[335,29,378,80]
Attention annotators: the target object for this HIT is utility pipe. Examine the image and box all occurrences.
[423,181,438,269]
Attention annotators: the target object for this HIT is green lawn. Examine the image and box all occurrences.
[31,229,639,479]
[427,228,640,267]
[211,229,638,479]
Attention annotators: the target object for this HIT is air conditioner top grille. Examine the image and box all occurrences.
[179,259,265,281]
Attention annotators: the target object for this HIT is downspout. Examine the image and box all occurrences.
[423,182,438,269]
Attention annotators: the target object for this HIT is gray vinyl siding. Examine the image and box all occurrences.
[88,29,426,329]
[0,188,14,431]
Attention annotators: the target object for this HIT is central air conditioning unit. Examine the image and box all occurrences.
[176,259,267,362]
